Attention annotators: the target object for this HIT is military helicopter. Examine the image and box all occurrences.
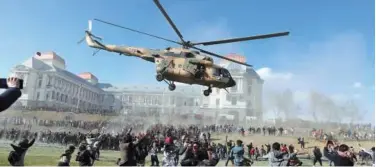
[79,0,289,96]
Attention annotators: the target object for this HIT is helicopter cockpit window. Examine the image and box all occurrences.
[214,68,229,77]
[221,68,231,78]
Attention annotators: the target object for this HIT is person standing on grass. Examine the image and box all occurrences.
[58,145,76,166]
[8,133,37,166]
[313,146,323,166]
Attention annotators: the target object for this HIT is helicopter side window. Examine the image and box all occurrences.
[166,52,182,57]
[184,52,195,58]
[214,68,225,77]
[213,68,220,76]
[165,52,174,56]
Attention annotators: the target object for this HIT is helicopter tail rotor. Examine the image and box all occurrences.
[78,20,103,45]
[77,20,105,56]
[88,19,92,32]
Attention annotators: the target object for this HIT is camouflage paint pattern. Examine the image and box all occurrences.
[85,32,235,89]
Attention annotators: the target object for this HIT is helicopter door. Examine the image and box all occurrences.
[182,58,197,75]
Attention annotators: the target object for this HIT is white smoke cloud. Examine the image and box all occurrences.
[353,82,362,88]
[187,19,373,123]
[255,31,373,122]
[256,67,293,81]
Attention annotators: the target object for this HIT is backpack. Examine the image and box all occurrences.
[8,151,20,165]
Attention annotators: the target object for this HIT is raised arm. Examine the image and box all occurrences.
[27,138,36,148]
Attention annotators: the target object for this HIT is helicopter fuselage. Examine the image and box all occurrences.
[85,32,236,92]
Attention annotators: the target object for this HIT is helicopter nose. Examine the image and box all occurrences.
[226,78,236,87]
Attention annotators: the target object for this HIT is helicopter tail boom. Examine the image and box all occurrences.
[85,31,155,62]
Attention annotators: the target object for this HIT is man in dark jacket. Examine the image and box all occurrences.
[76,143,95,166]
[0,77,22,112]
[313,146,323,166]
[58,145,76,166]
[118,128,147,166]
[324,143,354,166]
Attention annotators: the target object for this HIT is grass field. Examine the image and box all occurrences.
[0,134,373,166]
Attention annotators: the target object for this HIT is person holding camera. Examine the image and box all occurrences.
[0,77,22,112]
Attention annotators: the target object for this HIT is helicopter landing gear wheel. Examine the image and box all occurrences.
[203,87,212,96]
[164,80,176,91]
[156,73,164,82]
[203,90,210,96]
[168,83,176,91]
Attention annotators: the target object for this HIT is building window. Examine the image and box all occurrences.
[46,92,49,101]
[38,80,42,88]
[231,97,237,105]
[226,94,231,101]
[52,91,55,100]
[216,98,220,106]
[231,81,237,92]
[247,101,252,108]
[36,92,40,100]
[216,88,220,94]
[149,97,152,105]
[170,97,175,105]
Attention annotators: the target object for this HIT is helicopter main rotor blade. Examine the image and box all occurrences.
[93,19,182,45]
[190,46,253,67]
[192,32,290,46]
[153,0,185,43]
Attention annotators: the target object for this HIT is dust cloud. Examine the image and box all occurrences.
[258,31,373,124]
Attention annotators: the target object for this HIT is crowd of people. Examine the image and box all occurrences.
[1,122,375,166]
